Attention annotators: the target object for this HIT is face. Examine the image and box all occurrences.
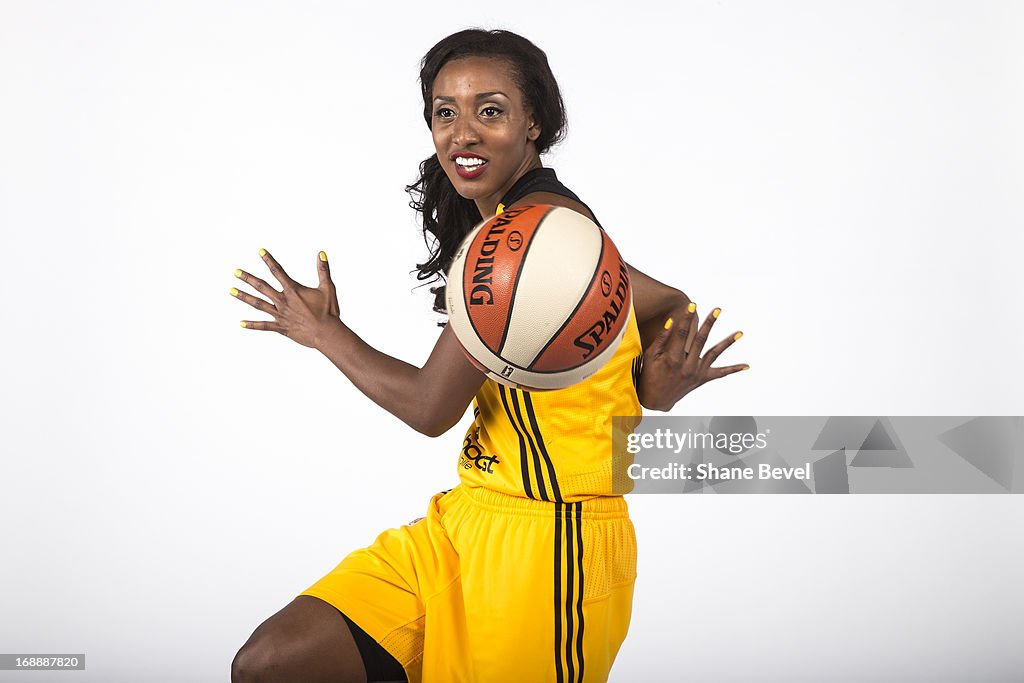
[431,56,542,217]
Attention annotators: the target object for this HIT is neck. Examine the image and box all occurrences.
[475,155,544,218]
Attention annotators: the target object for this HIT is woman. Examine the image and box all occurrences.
[229,29,746,683]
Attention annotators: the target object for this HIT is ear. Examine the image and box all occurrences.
[527,113,541,142]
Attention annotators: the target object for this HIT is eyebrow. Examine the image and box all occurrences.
[433,91,508,103]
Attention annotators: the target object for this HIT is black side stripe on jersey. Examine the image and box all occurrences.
[554,501,585,682]
[631,353,643,392]
[522,391,563,503]
[510,389,550,501]
[498,384,535,499]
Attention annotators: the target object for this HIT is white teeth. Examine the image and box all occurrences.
[455,157,485,167]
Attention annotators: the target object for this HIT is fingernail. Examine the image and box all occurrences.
[734,332,743,341]
[234,269,242,278]
[240,321,247,328]
[712,308,721,319]
[664,318,673,331]
[230,287,239,297]
[259,248,267,256]
[743,365,750,371]
[687,302,696,313]
[319,251,327,262]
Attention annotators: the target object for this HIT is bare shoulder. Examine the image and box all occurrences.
[512,191,596,223]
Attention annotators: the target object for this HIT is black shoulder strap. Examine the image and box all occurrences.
[499,168,602,228]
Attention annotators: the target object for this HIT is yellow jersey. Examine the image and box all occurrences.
[456,170,643,502]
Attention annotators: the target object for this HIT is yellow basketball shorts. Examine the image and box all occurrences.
[298,484,637,683]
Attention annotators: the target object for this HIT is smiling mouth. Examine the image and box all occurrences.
[453,156,488,178]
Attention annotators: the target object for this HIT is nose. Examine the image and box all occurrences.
[452,115,481,147]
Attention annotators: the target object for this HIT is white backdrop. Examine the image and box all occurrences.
[2,1,1023,681]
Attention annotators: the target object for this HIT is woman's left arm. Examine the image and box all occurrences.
[626,263,748,411]
[625,263,690,351]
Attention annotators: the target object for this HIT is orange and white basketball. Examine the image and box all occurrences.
[445,204,632,391]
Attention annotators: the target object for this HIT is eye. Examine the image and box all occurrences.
[480,106,503,117]
[434,107,455,120]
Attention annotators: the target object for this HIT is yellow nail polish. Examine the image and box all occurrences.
[319,251,327,262]
[743,365,750,371]
[259,248,267,257]
[713,308,721,319]
[240,321,247,328]
[664,318,673,330]
[234,269,242,278]
[734,332,743,341]
[230,287,239,297]
[687,302,696,313]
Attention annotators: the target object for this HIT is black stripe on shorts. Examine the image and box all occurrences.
[554,501,585,682]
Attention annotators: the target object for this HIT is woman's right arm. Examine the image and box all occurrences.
[234,248,484,438]
[314,320,485,437]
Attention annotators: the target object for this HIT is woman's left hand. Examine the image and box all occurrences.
[637,303,748,412]
[231,249,341,349]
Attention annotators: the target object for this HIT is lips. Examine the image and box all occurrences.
[451,152,488,179]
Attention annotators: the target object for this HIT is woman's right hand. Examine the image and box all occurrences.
[231,248,484,436]
[231,249,341,350]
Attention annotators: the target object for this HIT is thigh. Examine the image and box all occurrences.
[231,595,365,683]
[299,489,463,682]
[451,497,637,683]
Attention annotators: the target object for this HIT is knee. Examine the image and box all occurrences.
[231,641,272,683]
[230,629,367,683]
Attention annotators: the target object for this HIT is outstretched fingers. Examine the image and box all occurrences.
[699,329,750,381]
[700,330,743,368]
[238,319,283,333]
[316,251,333,290]
[234,268,282,304]
[646,315,676,359]
[232,259,282,333]
[230,285,276,315]
[664,303,695,361]
[685,307,720,365]
[704,362,750,381]
[259,248,296,290]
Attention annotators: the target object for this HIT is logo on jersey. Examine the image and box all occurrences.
[459,430,500,474]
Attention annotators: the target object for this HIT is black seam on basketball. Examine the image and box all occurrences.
[461,224,497,356]
[511,389,549,502]
[496,205,554,359]
[523,392,562,503]
[493,300,632,375]
[554,501,565,683]
[499,384,534,500]
[525,225,606,370]
[574,502,585,682]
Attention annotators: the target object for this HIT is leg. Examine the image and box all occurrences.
[445,488,637,682]
[231,595,366,683]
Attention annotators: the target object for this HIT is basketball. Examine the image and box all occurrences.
[445,204,633,391]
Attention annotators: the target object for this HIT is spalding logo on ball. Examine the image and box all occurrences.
[445,204,632,391]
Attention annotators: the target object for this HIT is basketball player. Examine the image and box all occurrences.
[229,29,747,683]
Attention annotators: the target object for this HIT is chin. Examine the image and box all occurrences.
[450,179,491,202]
